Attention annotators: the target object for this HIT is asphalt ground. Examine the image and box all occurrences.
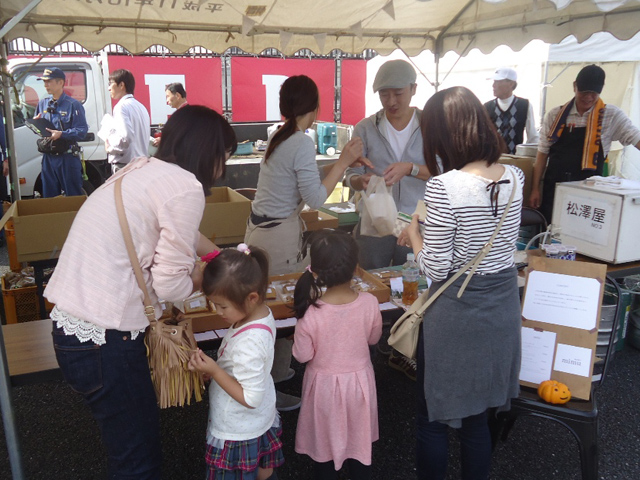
[1,241,639,479]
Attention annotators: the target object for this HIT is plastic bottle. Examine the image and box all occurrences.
[402,253,419,305]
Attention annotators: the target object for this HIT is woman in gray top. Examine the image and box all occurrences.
[246,75,369,275]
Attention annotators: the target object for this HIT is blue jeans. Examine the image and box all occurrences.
[416,329,491,480]
[52,322,162,479]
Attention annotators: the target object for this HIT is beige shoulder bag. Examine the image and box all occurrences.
[115,176,204,409]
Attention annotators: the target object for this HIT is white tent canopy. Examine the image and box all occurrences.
[2,0,640,57]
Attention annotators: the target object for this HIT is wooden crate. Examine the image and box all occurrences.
[2,277,54,324]
[187,268,390,332]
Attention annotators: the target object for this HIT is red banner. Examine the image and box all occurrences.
[107,56,223,124]
[231,57,337,123]
[340,59,367,126]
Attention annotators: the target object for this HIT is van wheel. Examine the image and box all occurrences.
[82,179,95,196]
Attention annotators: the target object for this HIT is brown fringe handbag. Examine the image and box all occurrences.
[115,175,204,409]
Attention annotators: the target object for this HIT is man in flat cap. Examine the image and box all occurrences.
[530,64,640,222]
[484,66,538,154]
[346,59,431,380]
[34,67,88,197]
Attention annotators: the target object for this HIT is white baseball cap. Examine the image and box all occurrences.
[491,67,517,82]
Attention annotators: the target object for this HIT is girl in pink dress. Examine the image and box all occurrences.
[292,230,382,480]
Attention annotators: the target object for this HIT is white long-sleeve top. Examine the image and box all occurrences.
[44,157,204,331]
[417,165,524,282]
[208,312,277,442]
[107,94,151,165]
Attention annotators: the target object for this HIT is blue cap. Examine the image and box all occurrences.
[38,68,66,81]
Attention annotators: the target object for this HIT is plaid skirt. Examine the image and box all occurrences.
[205,423,284,480]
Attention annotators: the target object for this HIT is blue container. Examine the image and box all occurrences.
[317,123,338,154]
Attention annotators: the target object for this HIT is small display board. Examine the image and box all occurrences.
[519,254,607,400]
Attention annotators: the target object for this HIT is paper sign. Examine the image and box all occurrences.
[522,271,600,330]
[558,192,614,246]
[553,343,592,378]
[519,327,556,384]
[390,276,403,294]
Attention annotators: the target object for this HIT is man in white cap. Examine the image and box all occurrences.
[484,67,538,154]
[346,59,431,380]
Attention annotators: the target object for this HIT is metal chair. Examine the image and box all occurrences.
[520,206,548,248]
[492,275,621,480]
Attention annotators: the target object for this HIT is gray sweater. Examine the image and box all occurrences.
[252,131,328,218]
[346,108,426,215]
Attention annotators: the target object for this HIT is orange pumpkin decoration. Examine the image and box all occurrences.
[537,380,571,404]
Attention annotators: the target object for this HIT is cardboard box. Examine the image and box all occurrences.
[300,209,318,223]
[499,155,535,203]
[199,187,252,245]
[305,210,339,231]
[0,196,86,263]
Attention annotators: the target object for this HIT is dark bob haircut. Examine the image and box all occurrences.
[421,86,506,175]
[155,105,236,194]
[109,69,136,95]
[165,82,187,99]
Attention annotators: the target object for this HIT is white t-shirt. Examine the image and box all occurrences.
[381,110,418,162]
[208,311,277,442]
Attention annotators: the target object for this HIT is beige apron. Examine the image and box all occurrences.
[244,203,309,276]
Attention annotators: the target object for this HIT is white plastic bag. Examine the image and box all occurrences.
[359,175,398,237]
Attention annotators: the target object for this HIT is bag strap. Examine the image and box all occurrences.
[114,176,156,321]
[219,323,274,357]
[413,168,518,317]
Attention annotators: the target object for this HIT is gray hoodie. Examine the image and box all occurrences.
[346,108,426,215]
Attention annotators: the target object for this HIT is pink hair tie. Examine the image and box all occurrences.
[237,243,251,255]
[201,250,221,263]
[305,265,313,274]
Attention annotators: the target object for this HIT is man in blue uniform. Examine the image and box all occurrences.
[34,67,88,197]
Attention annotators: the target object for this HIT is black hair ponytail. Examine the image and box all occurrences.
[291,230,359,319]
[264,75,319,163]
[292,269,322,319]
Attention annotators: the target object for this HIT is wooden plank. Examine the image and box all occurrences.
[2,319,58,376]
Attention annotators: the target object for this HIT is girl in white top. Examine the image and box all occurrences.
[188,244,281,480]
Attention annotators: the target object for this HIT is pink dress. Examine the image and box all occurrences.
[292,292,382,468]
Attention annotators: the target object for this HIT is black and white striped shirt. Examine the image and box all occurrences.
[417,165,524,282]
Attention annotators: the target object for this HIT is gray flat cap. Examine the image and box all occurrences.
[373,60,417,92]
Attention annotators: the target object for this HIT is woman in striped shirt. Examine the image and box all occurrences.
[399,86,523,480]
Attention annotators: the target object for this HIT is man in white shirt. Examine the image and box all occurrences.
[106,69,151,174]
[484,67,539,154]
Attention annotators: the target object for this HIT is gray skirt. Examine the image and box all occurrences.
[422,267,521,427]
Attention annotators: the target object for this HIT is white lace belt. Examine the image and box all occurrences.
[51,306,145,346]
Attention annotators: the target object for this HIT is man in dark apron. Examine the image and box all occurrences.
[530,65,640,223]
